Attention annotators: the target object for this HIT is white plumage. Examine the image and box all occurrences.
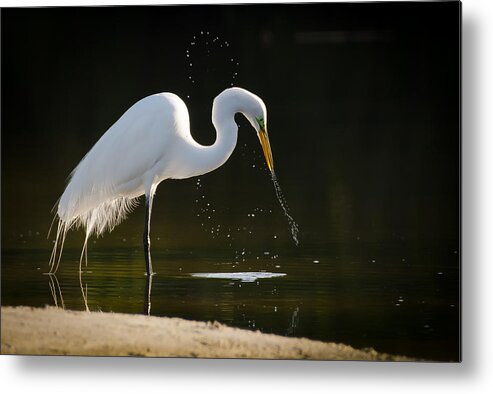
[49,87,274,275]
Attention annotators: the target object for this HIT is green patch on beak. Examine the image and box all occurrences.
[256,117,266,131]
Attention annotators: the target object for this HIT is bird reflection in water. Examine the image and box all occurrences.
[286,306,300,336]
[46,272,154,316]
[47,273,65,309]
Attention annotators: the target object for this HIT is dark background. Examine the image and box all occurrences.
[1,2,459,249]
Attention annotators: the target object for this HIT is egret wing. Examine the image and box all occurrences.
[57,94,178,232]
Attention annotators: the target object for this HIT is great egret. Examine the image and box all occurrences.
[49,87,275,276]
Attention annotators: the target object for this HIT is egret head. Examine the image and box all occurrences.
[213,87,275,173]
[241,92,274,174]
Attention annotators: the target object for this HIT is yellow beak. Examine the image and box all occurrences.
[257,128,274,173]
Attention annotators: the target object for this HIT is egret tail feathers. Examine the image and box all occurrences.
[49,195,140,273]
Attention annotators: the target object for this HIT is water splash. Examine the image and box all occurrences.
[185,31,240,100]
[271,172,299,245]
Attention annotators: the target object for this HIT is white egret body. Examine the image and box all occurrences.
[50,87,274,275]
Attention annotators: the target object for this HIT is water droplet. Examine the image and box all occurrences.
[271,173,299,245]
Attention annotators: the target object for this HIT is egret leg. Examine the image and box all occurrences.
[143,193,155,276]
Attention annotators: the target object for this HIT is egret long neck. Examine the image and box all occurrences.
[174,88,262,179]
[178,101,238,179]
[197,115,238,176]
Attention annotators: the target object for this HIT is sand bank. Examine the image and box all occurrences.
[1,306,410,360]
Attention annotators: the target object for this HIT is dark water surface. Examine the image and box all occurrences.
[2,3,460,362]
[2,240,459,361]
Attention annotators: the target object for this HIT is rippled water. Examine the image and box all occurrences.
[1,241,459,361]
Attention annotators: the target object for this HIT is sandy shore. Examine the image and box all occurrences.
[1,306,411,360]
